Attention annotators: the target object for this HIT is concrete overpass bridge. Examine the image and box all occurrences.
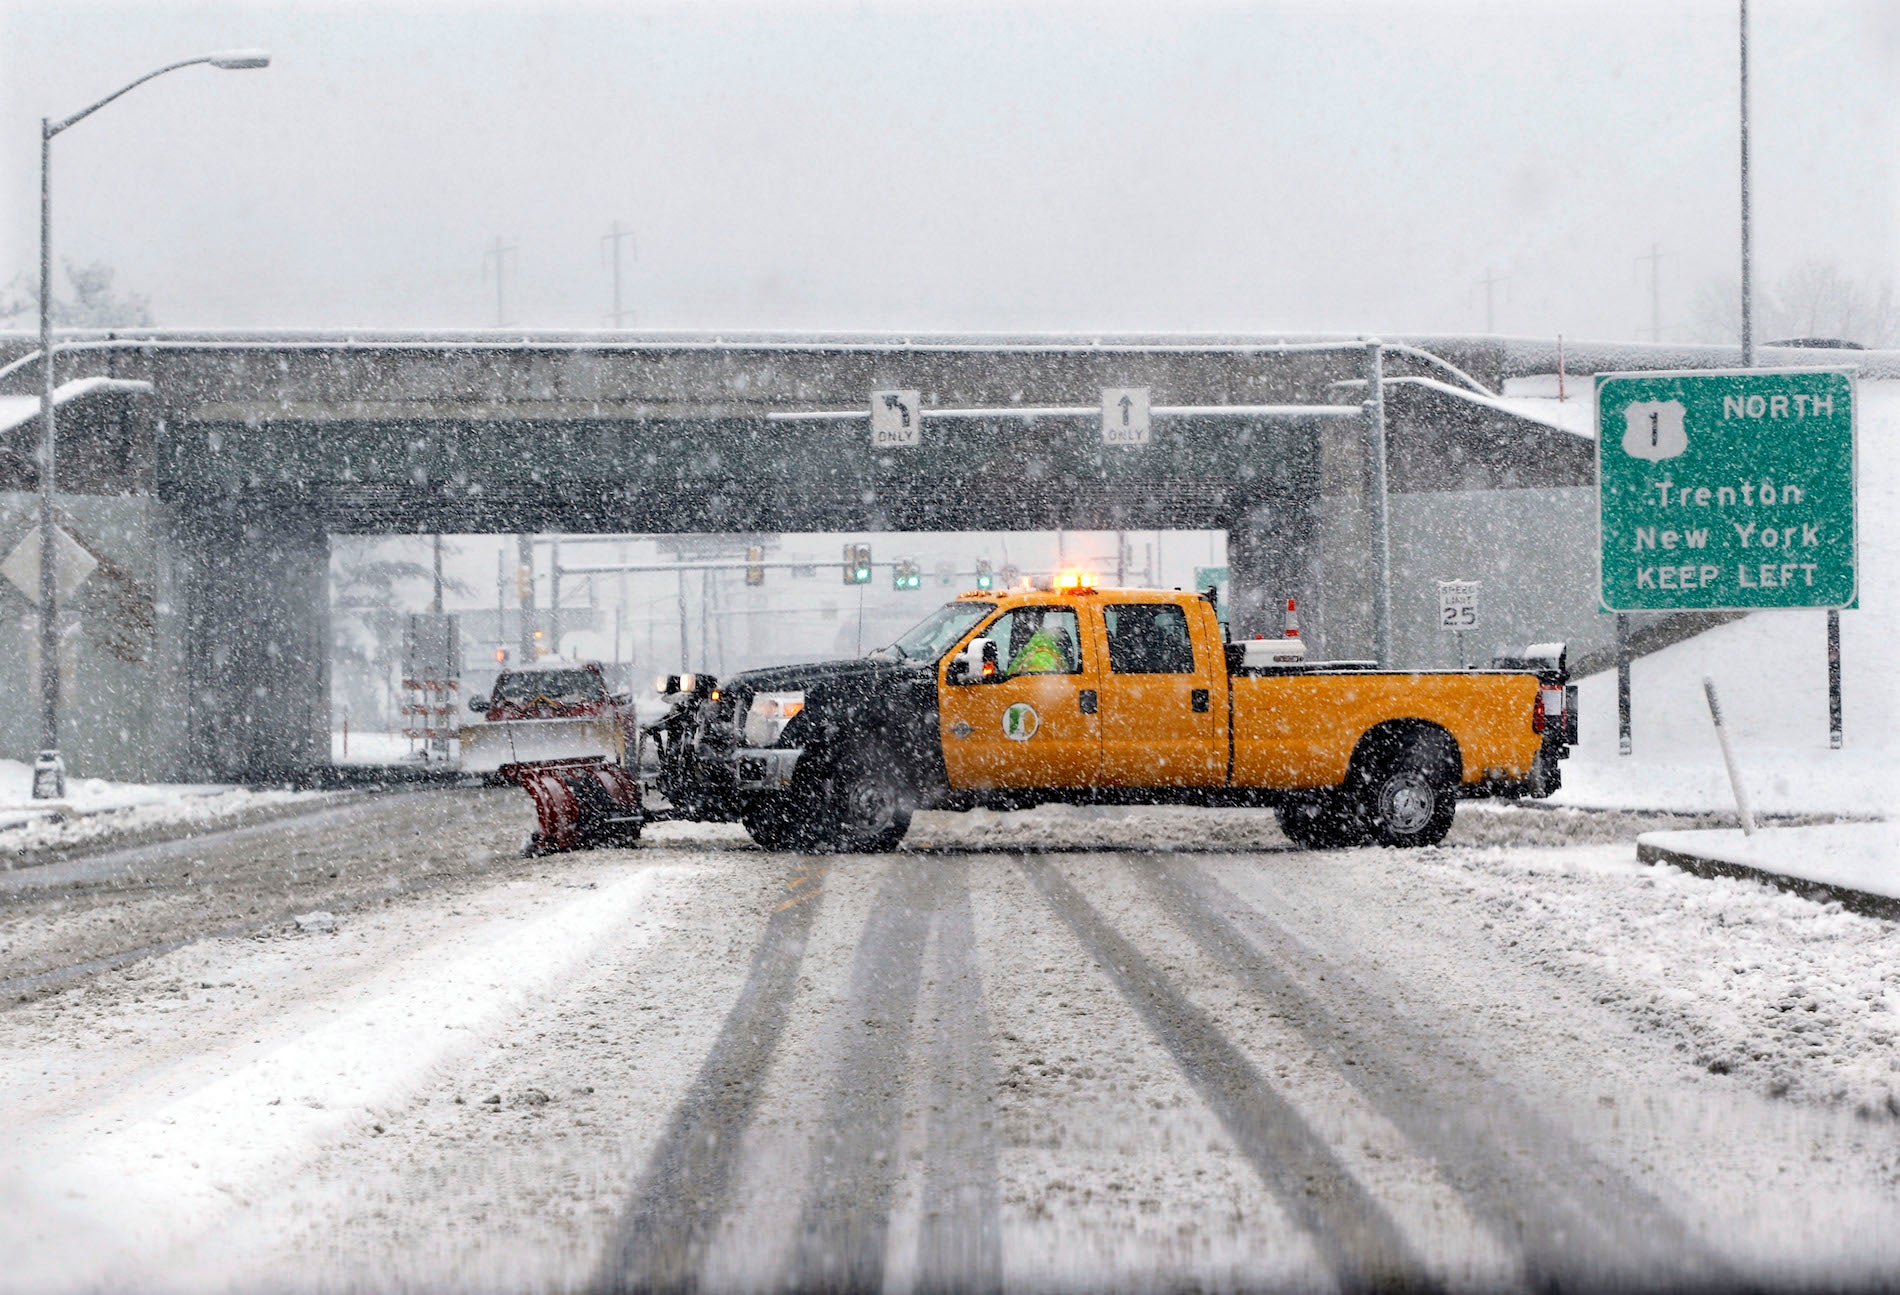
[2,329,1851,782]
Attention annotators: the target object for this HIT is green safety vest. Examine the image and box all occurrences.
[1008,631,1064,674]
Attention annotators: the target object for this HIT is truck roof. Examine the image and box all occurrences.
[954,583,1208,609]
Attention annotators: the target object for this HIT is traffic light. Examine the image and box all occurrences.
[515,564,533,599]
[494,648,508,664]
[999,563,1021,589]
[893,559,922,591]
[745,546,765,587]
[974,559,994,591]
[844,542,872,585]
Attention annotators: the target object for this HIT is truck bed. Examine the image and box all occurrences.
[1227,670,1544,790]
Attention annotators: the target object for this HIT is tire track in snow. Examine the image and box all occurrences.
[1016,854,1436,1294]
[1128,855,1732,1290]
[916,859,1003,1295]
[786,859,938,1293]
[593,862,827,1294]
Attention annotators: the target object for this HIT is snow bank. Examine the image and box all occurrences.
[0,759,325,860]
[1411,844,1900,1119]
[1639,822,1900,905]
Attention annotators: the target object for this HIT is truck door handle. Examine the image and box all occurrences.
[1191,688,1210,713]
[1079,689,1098,715]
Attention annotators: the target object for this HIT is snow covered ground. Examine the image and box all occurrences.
[329,729,431,766]
[0,759,324,862]
[2,804,1896,1292]
[1640,821,1900,903]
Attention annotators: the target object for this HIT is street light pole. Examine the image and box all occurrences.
[30,49,269,799]
[34,115,56,799]
[1739,0,1754,367]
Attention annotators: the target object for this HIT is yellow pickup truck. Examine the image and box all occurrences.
[672,582,1573,852]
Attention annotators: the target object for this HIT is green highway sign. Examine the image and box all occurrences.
[1597,368,1857,612]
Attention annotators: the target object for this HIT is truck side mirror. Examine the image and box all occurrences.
[469,696,490,714]
[949,637,998,684]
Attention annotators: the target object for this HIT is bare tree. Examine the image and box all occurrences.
[0,259,154,328]
[330,537,472,732]
[1692,261,1900,348]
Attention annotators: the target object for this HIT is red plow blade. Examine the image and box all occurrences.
[502,758,644,854]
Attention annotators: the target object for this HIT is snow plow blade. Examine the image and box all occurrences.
[461,716,624,774]
[502,758,644,854]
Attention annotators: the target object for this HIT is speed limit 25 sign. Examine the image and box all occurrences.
[1438,580,1480,631]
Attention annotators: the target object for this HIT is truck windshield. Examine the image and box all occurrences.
[495,670,604,705]
[875,601,996,662]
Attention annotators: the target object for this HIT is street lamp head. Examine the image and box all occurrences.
[207,50,271,69]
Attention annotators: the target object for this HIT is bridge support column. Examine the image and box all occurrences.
[1223,422,1323,653]
[1226,494,1319,652]
[176,504,329,781]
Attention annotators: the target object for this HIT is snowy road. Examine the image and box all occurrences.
[2,790,1897,1292]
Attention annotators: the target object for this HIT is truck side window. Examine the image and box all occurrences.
[988,607,1083,676]
[1104,604,1196,674]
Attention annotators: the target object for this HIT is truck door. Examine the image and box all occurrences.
[1096,598,1224,787]
[938,603,1102,790]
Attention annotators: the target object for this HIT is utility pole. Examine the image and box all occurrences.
[1739,0,1754,367]
[1363,340,1394,667]
[517,532,536,660]
[484,236,516,327]
[1635,243,1669,341]
[676,564,689,670]
[602,221,636,327]
[1473,268,1509,333]
[430,533,446,759]
[550,535,562,655]
[496,549,506,658]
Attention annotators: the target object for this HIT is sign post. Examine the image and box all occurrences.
[1437,579,1480,669]
[1597,368,1856,746]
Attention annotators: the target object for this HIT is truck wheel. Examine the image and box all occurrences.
[743,796,816,851]
[1356,738,1457,848]
[1276,792,1370,850]
[810,748,913,853]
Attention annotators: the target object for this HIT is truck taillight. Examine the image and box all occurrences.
[1532,689,1546,734]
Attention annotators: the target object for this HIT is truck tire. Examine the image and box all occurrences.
[808,747,913,853]
[742,795,816,852]
[1275,792,1370,850]
[1355,735,1458,848]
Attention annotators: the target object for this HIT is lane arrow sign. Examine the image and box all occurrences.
[1101,387,1151,446]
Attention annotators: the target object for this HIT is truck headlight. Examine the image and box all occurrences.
[744,691,806,746]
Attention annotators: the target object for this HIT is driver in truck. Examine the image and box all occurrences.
[1004,608,1075,674]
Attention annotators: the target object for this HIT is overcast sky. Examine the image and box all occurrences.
[2,0,1894,341]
